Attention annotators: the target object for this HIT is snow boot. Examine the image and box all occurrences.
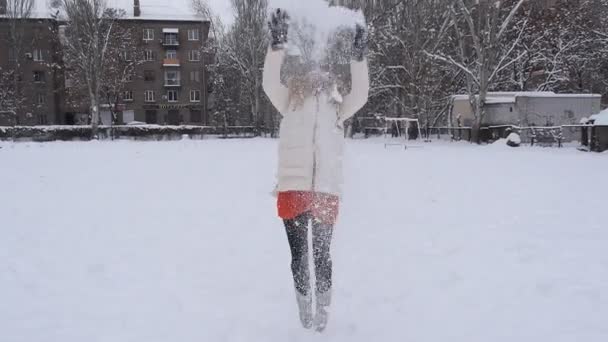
[295,291,313,329]
[313,290,331,332]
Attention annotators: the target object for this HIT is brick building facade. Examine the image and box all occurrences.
[0,16,63,125]
[0,0,211,126]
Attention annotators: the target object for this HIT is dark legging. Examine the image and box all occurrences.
[284,212,334,296]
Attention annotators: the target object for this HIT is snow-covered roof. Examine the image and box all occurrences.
[452,91,602,104]
[485,97,516,105]
[452,92,554,101]
[4,0,206,22]
[517,93,602,98]
[590,108,608,126]
[488,91,556,97]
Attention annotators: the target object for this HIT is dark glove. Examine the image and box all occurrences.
[268,8,289,51]
[352,24,368,62]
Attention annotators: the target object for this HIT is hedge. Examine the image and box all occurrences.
[0,125,257,142]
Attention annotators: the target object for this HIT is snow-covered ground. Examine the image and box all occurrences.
[1,139,607,342]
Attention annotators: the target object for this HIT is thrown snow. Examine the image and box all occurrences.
[268,0,365,62]
[269,0,364,32]
[1,139,608,342]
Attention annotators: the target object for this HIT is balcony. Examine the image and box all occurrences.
[162,38,180,47]
[162,31,180,47]
[164,79,181,87]
[163,58,180,67]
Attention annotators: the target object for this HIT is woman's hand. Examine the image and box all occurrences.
[268,8,290,51]
[353,24,368,62]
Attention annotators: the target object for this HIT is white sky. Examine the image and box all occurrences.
[206,0,234,24]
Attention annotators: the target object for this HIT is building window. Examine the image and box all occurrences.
[190,71,200,82]
[8,48,16,62]
[189,50,200,62]
[37,93,46,105]
[123,91,133,102]
[165,70,180,86]
[64,75,74,88]
[188,29,200,41]
[163,33,179,46]
[144,90,155,102]
[33,49,44,62]
[167,90,179,102]
[33,71,45,83]
[38,114,47,125]
[144,50,156,61]
[121,50,132,61]
[190,90,201,102]
[145,110,157,124]
[143,28,154,41]
[144,70,155,82]
[165,50,177,60]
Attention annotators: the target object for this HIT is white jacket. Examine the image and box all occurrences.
[263,48,369,197]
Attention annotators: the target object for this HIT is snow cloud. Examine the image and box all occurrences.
[268,0,365,62]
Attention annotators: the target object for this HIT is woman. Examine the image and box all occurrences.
[263,9,369,332]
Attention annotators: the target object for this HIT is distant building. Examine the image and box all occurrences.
[0,0,211,126]
[0,15,62,125]
[450,92,602,127]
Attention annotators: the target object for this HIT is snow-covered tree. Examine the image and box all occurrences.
[224,0,268,130]
[98,18,141,125]
[193,0,271,133]
[0,68,17,122]
[2,0,34,124]
[425,0,527,142]
[330,0,462,133]
[493,0,608,100]
[368,1,459,132]
[57,0,121,136]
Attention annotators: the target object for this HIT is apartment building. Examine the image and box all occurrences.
[0,0,211,126]
[0,15,63,126]
[118,18,211,125]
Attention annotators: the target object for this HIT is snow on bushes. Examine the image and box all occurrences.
[0,125,257,141]
[506,132,522,147]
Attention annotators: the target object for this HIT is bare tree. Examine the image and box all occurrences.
[0,68,17,122]
[225,0,268,131]
[425,0,527,142]
[370,1,456,130]
[191,0,226,127]
[3,0,34,124]
[99,17,141,125]
[192,0,269,132]
[328,0,462,137]
[58,0,119,137]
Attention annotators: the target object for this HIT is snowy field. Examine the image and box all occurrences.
[1,139,607,342]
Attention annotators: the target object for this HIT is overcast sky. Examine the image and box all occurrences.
[207,0,234,24]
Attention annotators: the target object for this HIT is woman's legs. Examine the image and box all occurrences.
[284,211,335,331]
[284,212,312,296]
[284,212,313,328]
[312,219,333,295]
[311,218,334,332]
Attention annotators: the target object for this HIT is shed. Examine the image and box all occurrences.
[450,92,601,128]
[588,109,608,152]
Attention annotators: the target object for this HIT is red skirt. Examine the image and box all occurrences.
[277,191,340,225]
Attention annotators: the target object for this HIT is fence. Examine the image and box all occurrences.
[402,124,587,147]
[427,127,473,142]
